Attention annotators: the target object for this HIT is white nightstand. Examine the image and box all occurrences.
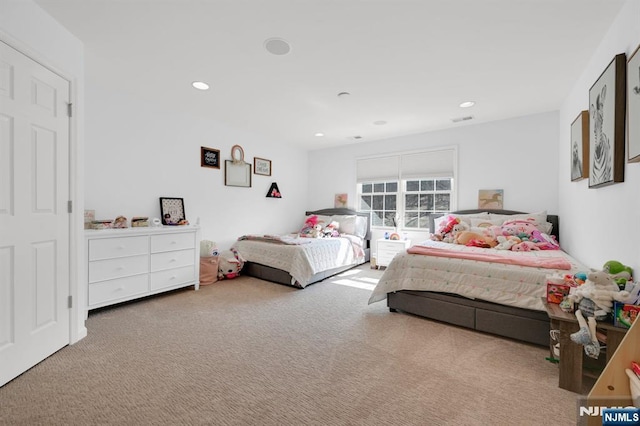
[376,238,411,268]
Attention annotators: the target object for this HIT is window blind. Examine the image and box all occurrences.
[357,148,455,181]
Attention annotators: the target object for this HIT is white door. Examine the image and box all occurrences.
[0,40,71,386]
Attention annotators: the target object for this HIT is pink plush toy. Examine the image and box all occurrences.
[511,241,540,251]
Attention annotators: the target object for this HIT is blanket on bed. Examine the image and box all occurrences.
[368,240,588,310]
[408,245,572,270]
[237,234,311,245]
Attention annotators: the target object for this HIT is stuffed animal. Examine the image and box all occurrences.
[569,270,630,358]
[442,222,469,243]
[300,215,323,237]
[218,247,246,279]
[431,215,460,241]
[494,235,520,250]
[511,241,540,251]
[454,231,497,248]
[603,260,633,289]
[322,221,340,238]
[311,223,323,238]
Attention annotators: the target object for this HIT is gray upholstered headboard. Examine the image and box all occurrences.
[428,209,560,242]
[305,208,372,241]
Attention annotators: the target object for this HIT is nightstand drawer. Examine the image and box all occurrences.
[151,232,195,253]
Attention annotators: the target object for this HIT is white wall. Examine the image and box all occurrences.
[0,0,86,341]
[559,0,640,271]
[308,112,559,245]
[84,51,309,251]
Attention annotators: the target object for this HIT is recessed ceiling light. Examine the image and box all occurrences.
[373,120,387,126]
[264,38,291,55]
[192,81,210,90]
[459,101,475,108]
[315,132,324,137]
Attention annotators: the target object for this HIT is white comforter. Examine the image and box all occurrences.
[233,234,365,287]
[368,240,588,311]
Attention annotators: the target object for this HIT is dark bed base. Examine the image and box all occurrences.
[387,291,550,347]
[244,259,368,288]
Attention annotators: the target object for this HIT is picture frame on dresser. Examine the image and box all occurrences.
[159,197,185,225]
[628,43,640,163]
[588,53,626,188]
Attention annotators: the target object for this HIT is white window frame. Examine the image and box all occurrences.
[356,147,458,231]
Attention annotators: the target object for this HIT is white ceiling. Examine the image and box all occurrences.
[34,0,626,149]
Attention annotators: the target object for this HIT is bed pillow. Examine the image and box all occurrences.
[488,211,553,234]
[354,216,368,238]
[331,215,357,236]
[469,217,504,228]
[433,212,490,232]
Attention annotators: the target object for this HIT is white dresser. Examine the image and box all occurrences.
[376,238,411,268]
[85,226,200,310]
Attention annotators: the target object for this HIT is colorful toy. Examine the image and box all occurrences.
[603,260,633,289]
[455,231,497,248]
[218,248,245,280]
[511,241,540,251]
[322,221,340,238]
[300,215,323,237]
[569,270,630,358]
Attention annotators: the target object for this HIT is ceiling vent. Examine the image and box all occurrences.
[451,115,474,123]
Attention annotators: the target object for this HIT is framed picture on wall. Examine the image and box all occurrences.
[628,43,640,163]
[478,189,503,209]
[588,53,626,188]
[200,146,220,169]
[253,157,271,176]
[570,111,589,181]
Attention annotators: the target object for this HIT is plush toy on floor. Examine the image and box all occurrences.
[218,248,245,280]
[569,270,629,358]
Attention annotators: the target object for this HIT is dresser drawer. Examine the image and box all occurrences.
[151,249,195,272]
[89,236,148,261]
[88,254,149,283]
[88,274,149,307]
[150,265,195,291]
[151,232,195,253]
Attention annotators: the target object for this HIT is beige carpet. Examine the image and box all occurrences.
[0,265,586,425]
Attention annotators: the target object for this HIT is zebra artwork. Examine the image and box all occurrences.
[590,85,612,185]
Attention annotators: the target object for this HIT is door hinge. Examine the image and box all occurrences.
[67,200,72,213]
[67,103,73,117]
[68,295,73,309]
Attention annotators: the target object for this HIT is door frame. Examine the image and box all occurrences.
[1,31,87,345]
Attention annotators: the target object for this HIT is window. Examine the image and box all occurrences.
[356,148,456,231]
[358,181,398,227]
[403,178,452,229]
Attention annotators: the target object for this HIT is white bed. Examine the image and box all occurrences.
[232,208,370,288]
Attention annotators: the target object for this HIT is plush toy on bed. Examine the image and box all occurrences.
[322,221,340,238]
[218,247,246,280]
[569,270,630,358]
[430,215,461,242]
[300,215,323,237]
[454,231,497,248]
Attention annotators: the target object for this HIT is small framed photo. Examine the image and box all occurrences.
[254,157,272,176]
[201,147,220,169]
[159,197,185,225]
[570,111,589,181]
